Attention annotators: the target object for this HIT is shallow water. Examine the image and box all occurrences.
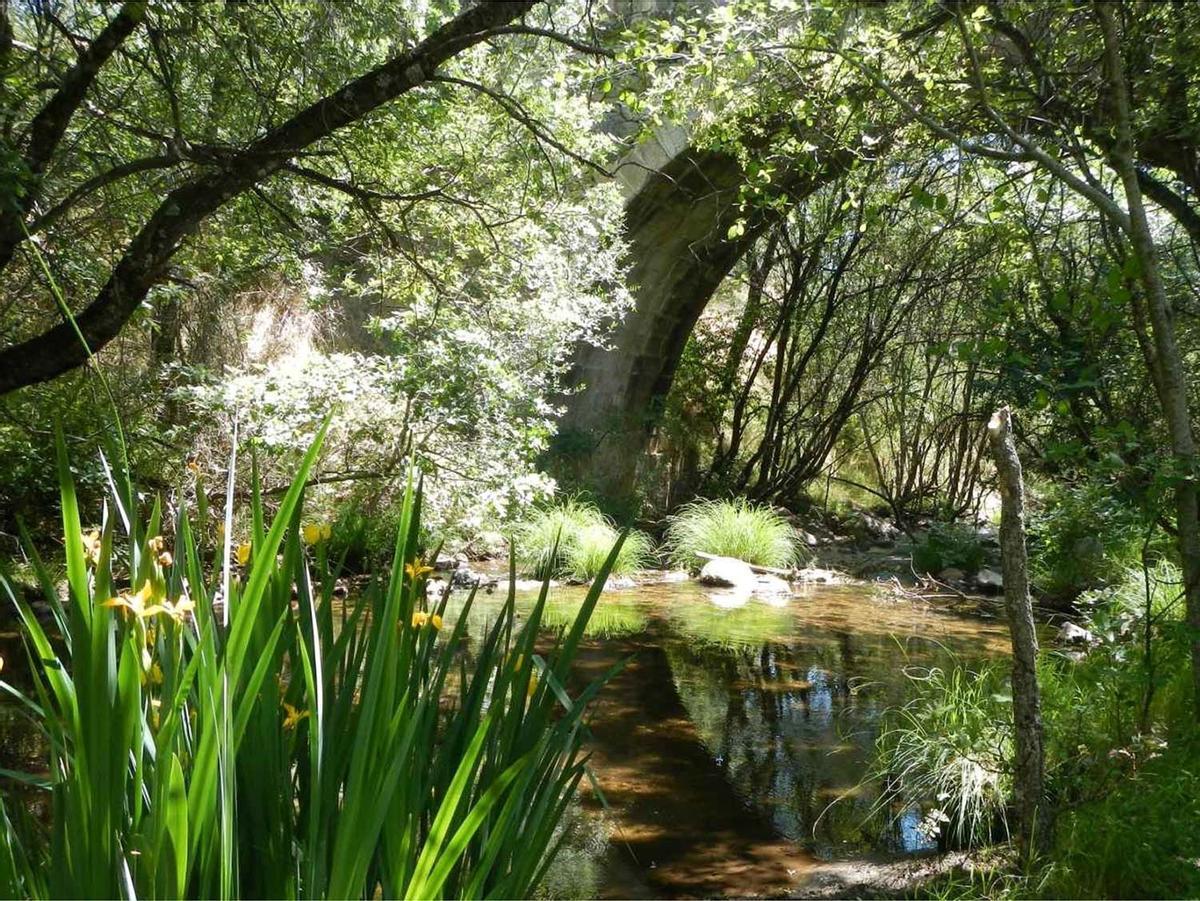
[454,578,1012,898]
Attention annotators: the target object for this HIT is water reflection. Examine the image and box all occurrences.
[461,580,1011,892]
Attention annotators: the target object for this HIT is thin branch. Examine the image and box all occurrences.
[430,74,612,178]
[480,25,613,58]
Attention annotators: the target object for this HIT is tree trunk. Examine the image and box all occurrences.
[1097,1,1200,718]
[987,406,1048,855]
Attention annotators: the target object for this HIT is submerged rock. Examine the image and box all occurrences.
[707,588,751,608]
[602,575,636,591]
[753,574,792,595]
[511,578,560,592]
[794,566,844,584]
[658,570,691,583]
[697,556,756,589]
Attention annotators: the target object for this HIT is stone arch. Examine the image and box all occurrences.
[552,141,852,508]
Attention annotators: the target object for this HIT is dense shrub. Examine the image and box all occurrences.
[1041,738,1200,899]
[910,522,986,576]
[664,498,802,570]
[1027,480,1146,602]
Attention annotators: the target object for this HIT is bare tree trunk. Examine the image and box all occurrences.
[987,406,1048,855]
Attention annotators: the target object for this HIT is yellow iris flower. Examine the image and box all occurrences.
[404,561,434,580]
[82,529,102,565]
[302,522,332,545]
[282,702,310,730]
[236,542,252,566]
[103,584,194,623]
[103,583,165,619]
[411,610,429,628]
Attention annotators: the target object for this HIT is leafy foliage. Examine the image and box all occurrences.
[912,523,987,576]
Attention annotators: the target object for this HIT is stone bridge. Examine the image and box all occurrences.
[553,127,853,508]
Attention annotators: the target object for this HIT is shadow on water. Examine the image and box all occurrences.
[462,580,1011,898]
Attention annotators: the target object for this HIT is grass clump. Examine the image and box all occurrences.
[664,497,801,570]
[514,500,654,581]
[873,663,1012,848]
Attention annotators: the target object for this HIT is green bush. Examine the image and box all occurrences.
[1028,480,1146,602]
[514,500,655,580]
[1041,737,1200,899]
[663,497,801,570]
[911,522,986,575]
[876,562,1197,897]
[0,424,613,899]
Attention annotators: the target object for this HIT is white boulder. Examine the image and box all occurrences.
[697,556,757,589]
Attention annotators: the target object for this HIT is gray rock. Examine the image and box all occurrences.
[451,564,478,588]
[801,530,820,547]
[1057,622,1097,645]
[975,568,1004,591]
[939,567,965,583]
[658,570,691,583]
[697,556,756,589]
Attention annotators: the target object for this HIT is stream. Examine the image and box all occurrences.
[453,578,1012,898]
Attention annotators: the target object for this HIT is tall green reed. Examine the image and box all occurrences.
[0,423,620,898]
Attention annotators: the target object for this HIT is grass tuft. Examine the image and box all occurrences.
[872,663,1011,848]
[514,500,654,580]
[664,498,801,570]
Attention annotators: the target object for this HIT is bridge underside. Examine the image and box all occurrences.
[551,144,851,510]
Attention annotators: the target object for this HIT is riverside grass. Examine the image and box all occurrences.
[0,422,622,899]
[515,500,654,581]
[664,498,801,570]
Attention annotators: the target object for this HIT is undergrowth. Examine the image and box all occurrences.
[878,561,1198,899]
[0,422,620,898]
